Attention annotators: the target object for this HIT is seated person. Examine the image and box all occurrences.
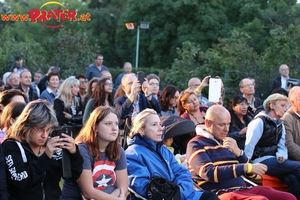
[245,93,300,199]
[186,105,295,200]
[178,89,208,126]
[125,109,218,200]
[227,96,252,149]
[282,86,300,162]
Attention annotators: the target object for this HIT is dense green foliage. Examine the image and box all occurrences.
[1,0,300,99]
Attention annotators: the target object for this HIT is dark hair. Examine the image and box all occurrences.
[0,80,4,87]
[91,78,114,109]
[46,72,60,82]
[229,96,252,130]
[35,70,44,75]
[87,77,101,99]
[94,54,103,60]
[15,56,22,61]
[159,85,179,111]
[230,96,248,109]
[0,89,27,108]
[271,87,289,97]
[1,101,26,130]
[76,74,86,80]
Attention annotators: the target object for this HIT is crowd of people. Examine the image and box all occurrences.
[0,54,299,200]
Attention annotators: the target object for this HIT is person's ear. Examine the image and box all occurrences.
[10,118,16,125]
[205,119,213,130]
[182,103,187,110]
[138,128,144,136]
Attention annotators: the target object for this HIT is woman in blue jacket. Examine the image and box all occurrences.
[125,108,218,200]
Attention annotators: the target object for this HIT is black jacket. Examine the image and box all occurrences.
[252,116,283,160]
[16,84,39,103]
[0,144,8,200]
[270,76,281,94]
[2,139,83,200]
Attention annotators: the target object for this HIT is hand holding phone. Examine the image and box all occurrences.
[137,71,145,85]
[208,78,222,102]
[60,125,73,179]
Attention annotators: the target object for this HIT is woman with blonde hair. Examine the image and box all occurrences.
[61,106,128,200]
[125,108,218,200]
[54,76,83,137]
[245,93,300,199]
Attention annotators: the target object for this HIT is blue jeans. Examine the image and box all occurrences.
[261,157,300,199]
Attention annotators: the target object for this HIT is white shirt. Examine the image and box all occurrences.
[281,76,289,90]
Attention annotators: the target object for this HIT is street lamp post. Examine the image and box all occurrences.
[125,22,150,69]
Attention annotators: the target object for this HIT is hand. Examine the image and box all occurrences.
[129,79,141,98]
[198,75,211,90]
[277,156,283,163]
[63,112,72,119]
[239,127,248,135]
[248,163,268,175]
[48,66,55,74]
[60,133,76,154]
[223,137,240,157]
[45,136,62,158]
[141,78,151,96]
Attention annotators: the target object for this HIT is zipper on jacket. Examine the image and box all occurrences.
[42,171,46,200]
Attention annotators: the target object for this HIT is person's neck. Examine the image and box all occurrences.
[243,94,254,102]
[168,105,175,110]
[79,89,86,96]
[96,64,102,69]
[267,111,280,119]
[98,139,109,152]
[29,143,43,156]
[49,86,58,94]
[236,113,245,123]
[21,84,29,92]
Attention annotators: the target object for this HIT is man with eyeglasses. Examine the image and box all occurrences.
[239,78,263,117]
[4,72,20,90]
[114,73,161,120]
[146,73,160,99]
[75,75,87,106]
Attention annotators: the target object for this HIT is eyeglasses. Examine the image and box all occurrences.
[33,127,53,135]
[80,81,87,84]
[242,84,254,88]
[149,83,159,86]
[105,82,114,87]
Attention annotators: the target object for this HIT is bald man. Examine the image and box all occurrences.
[186,105,294,199]
[270,64,290,93]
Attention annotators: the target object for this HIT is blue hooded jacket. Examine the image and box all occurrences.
[125,134,203,200]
